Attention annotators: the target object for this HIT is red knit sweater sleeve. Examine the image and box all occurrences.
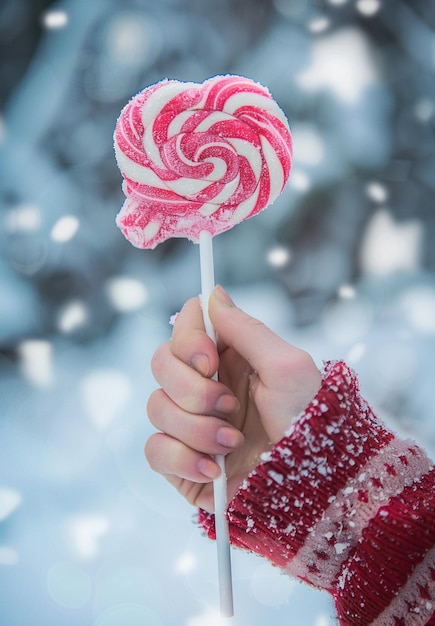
[198,361,435,626]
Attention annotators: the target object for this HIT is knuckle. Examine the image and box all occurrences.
[144,434,161,470]
[150,342,170,379]
[291,349,318,378]
[180,375,208,414]
[274,347,319,386]
[183,482,206,508]
[146,389,164,427]
[298,349,317,371]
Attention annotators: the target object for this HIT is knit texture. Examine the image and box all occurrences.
[198,361,435,625]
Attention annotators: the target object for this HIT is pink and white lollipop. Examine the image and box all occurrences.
[114,75,292,248]
[113,75,292,617]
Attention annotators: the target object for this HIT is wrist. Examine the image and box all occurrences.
[199,361,432,587]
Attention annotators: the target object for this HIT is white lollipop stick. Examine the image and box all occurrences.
[199,230,234,618]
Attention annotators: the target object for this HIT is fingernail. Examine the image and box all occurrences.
[213,284,234,307]
[214,394,239,414]
[191,353,210,377]
[198,458,220,480]
[217,427,243,449]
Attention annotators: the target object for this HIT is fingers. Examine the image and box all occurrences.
[146,293,244,499]
[145,432,221,482]
[147,389,244,455]
[152,296,237,416]
[170,297,219,378]
[209,285,321,427]
[145,389,244,511]
[209,285,296,382]
[151,342,239,417]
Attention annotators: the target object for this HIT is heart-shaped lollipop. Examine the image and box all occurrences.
[114,75,292,248]
[114,75,293,617]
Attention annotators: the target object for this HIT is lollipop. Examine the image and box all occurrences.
[113,75,292,616]
[114,75,292,248]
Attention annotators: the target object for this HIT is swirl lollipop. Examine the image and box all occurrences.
[114,75,292,617]
[114,74,292,248]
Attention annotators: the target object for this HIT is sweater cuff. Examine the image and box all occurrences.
[198,361,433,594]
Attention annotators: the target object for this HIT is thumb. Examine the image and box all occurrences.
[208,285,290,378]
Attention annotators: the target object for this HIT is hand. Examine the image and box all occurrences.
[145,285,321,513]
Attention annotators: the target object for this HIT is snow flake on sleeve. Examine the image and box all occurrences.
[268,470,284,485]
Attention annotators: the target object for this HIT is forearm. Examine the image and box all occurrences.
[199,361,435,625]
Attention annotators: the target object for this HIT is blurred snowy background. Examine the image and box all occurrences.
[1,0,435,624]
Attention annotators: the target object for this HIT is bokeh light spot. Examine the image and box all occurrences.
[106,276,148,313]
[41,10,69,29]
[292,125,325,166]
[366,181,389,203]
[0,487,22,521]
[80,369,131,430]
[47,561,92,610]
[347,341,367,363]
[267,246,292,268]
[356,0,381,16]
[297,29,378,103]
[399,286,435,335]
[67,515,110,560]
[109,15,161,67]
[290,168,312,192]
[338,284,356,299]
[360,210,422,276]
[6,205,41,233]
[414,98,434,122]
[85,13,162,103]
[18,339,53,388]
[0,547,19,566]
[174,551,197,574]
[51,215,80,242]
[57,300,88,334]
[307,16,331,33]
